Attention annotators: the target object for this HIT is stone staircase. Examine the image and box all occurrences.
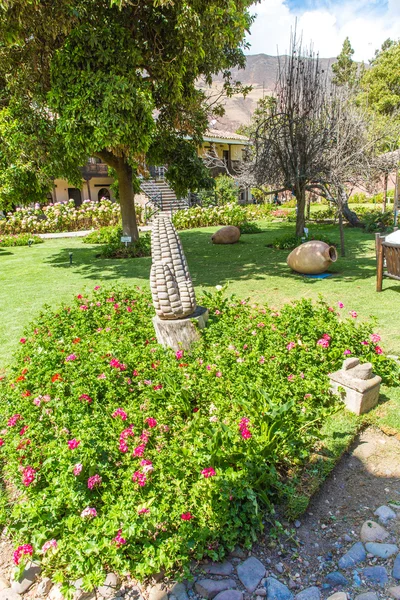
[140,179,189,219]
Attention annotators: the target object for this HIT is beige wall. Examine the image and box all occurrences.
[198,141,246,161]
[53,177,115,203]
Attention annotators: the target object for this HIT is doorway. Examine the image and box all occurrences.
[98,187,111,201]
[68,188,82,207]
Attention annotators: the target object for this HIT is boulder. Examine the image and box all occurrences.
[360,520,389,543]
[211,226,241,245]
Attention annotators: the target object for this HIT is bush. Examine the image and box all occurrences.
[310,206,337,221]
[267,232,337,251]
[0,201,145,235]
[239,222,263,234]
[83,226,121,245]
[356,208,394,232]
[197,176,239,207]
[348,192,369,204]
[0,234,43,247]
[84,227,151,258]
[172,203,255,230]
[0,286,398,588]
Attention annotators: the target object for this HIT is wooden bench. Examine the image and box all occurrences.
[376,232,400,291]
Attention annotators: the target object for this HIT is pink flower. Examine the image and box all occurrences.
[257,322,265,328]
[133,444,146,457]
[239,417,252,439]
[175,350,184,360]
[79,305,88,311]
[201,467,216,478]
[94,286,101,290]
[304,393,312,399]
[344,349,351,356]
[113,530,126,547]
[287,374,295,381]
[215,371,222,378]
[375,346,383,355]
[22,466,36,486]
[79,394,93,403]
[141,459,154,473]
[140,430,150,443]
[81,507,97,518]
[20,338,26,344]
[33,397,41,407]
[138,507,150,514]
[126,306,132,312]
[338,302,344,308]
[317,338,329,348]
[181,512,194,520]
[65,354,77,362]
[143,379,152,386]
[19,425,28,436]
[328,307,334,312]
[286,341,296,351]
[259,356,265,364]
[361,340,369,346]
[322,334,331,341]
[349,311,357,318]
[41,539,57,553]
[112,408,127,420]
[133,370,139,377]
[73,463,83,476]
[370,333,381,343]
[153,384,163,391]
[8,414,22,427]
[0,439,4,447]
[13,544,33,566]
[67,439,80,450]
[97,373,106,380]
[87,474,102,489]
[132,471,147,486]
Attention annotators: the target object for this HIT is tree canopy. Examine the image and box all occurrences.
[0,0,256,238]
[332,37,358,88]
[360,40,400,118]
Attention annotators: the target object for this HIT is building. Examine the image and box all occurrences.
[50,130,251,208]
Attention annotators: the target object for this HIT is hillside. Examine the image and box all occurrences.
[204,53,336,131]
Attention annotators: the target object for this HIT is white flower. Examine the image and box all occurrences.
[215,285,222,291]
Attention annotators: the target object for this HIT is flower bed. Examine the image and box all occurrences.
[0,288,397,588]
[0,234,43,247]
[0,200,144,235]
[172,203,257,230]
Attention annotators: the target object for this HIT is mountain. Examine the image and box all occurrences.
[203,54,336,132]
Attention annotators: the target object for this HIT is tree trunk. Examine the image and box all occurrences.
[338,206,345,257]
[341,198,364,228]
[115,160,139,242]
[383,171,388,213]
[295,186,306,237]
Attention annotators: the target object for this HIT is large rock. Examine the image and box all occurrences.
[237,557,266,593]
[354,594,379,600]
[365,542,398,558]
[338,542,366,569]
[169,583,189,600]
[388,586,400,599]
[264,577,293,600]
[0,590,21,600]
[294,587,321,600]
[98,574,120,599]
[374,505,397,524]
[148,584,168,600]
[211,226,241,245]
[195,579,236,600]
[11,562,41,594]
[326,595,347,600]
[37,578,53,596]
[362,566,388,587]
[213,592,243,600]
[324,572,349,586]
[48,585,64,600]
[73,579,96,600]
[202,562,234,576]
[393,553,400,580]
[360,520,389,543]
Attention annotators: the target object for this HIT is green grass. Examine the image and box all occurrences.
[1,218,399,516]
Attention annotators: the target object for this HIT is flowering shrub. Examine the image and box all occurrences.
[0,287,398,587]
[172,203,256,230]
[0,200,145,235]
[0,234,43,247]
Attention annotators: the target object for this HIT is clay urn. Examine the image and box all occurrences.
[211,226,241,245]
[287,240,337,274]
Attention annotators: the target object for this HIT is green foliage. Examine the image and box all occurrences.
[348,192,368,204]
[198,175,239,208]
[172,203,254,230]
[267,232,337,251]
[0,233,43,247]
[239,222,263,234]
[0,286,397,583]
[356,208,394,232]
[332,37,358,87]
[360,41,400,117]
[85,227,151,258]
[83,226,122,245]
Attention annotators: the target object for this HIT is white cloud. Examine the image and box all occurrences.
[246,0,400,62]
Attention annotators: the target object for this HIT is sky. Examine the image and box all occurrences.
[246,0,400,62]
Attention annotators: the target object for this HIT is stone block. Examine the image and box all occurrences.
[153,306,208,351]
[329,358,381,415]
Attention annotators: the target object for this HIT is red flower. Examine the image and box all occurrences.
[16,375,25,382]
[181,512,194,520]
[20,338,27,344]
[72,338,81,344]
[51,374,62,383]
[22,390,31,397]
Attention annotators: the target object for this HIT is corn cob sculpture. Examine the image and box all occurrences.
[150,216,197,320]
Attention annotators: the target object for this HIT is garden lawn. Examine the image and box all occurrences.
[1,219,399,437]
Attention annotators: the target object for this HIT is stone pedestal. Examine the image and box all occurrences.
[329,357,381,415]
[152,306,209,351]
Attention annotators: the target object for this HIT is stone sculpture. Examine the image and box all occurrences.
[287,240,337,274]
[150,215,208,350]
[329,357,382,415]
[211,226,241,245]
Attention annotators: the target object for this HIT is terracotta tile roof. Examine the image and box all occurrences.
[203,129,249,143]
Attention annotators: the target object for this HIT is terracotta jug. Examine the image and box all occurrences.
[287,240,337,274]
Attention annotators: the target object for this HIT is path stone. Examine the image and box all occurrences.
[48,585,64,600]
[362,566,388,587]
[374,505,397,525]
[264,577,293,600]
[213,591,243,600]
[338,542,366,569]
[11,562,41,594]
[294,587,320,600]
[169,583,189,600]
[255,589,266,597]
[360,521,389,543]
[98,574,120,599]
[354,593,379,600]
[365,542,398,558]
[326,595,347,600]
[148,584,168,600]
[393,554,400,580]
[195,580,236,600]
[37,578,53,596]
[202,562,234,576]
[237,557,266,593]
[324,572,349,587]
[388,586,400,599]
[0,590,21,600]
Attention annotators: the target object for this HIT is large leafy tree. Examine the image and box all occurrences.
[360,40,400,117]
[0,0,255,240]
[332,37,358,87]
